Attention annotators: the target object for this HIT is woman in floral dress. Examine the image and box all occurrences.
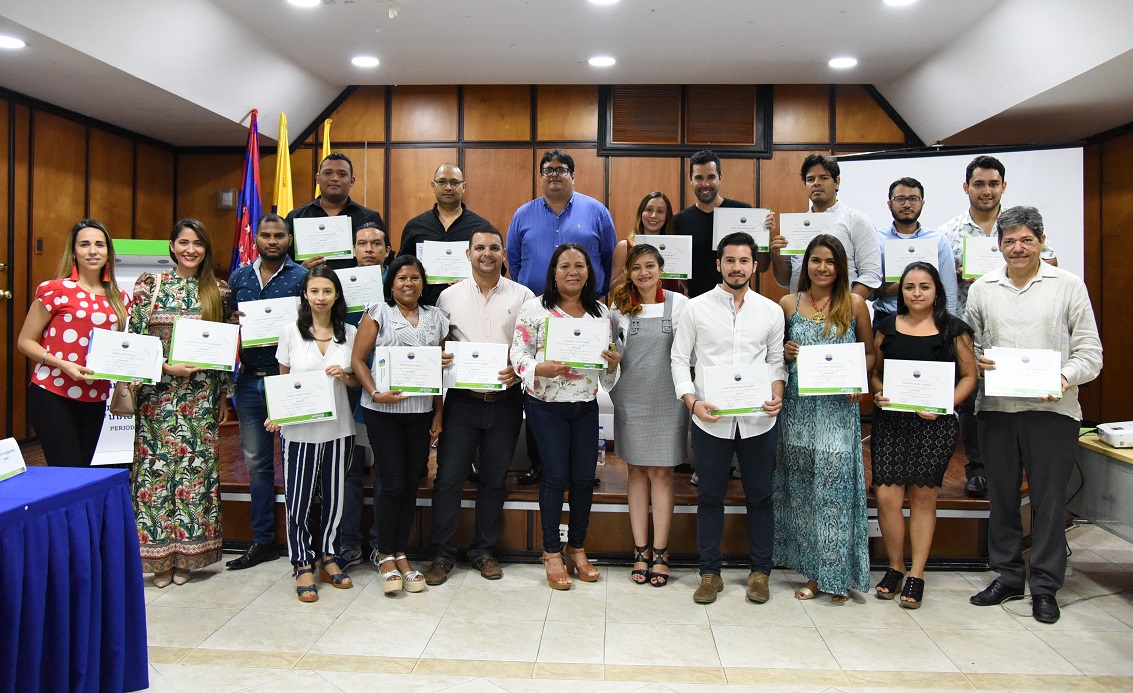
[130,218,232,588]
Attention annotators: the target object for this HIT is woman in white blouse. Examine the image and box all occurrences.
[511,243,621,590]
[265,266,359,603]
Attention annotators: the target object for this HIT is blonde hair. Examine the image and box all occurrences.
[169,218,223,322]
[56,219,127,327]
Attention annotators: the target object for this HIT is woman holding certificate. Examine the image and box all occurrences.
[264,266,358,602]
[609,192,682,295]
[352,255,448,594]
[869,262,976,608]
[130,219,232,588]
[773,234,874,602]
[511,243,621,590]
[17,219,130,468]
[609,244,688,587]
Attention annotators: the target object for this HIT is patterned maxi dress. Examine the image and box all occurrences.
[772,304,870,595]
[129,271,233,573]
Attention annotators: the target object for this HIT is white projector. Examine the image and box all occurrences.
[1097,421,1133,448]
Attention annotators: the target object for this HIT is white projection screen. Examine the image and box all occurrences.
[835,146,1084,279]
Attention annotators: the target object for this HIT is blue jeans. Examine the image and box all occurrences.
[524,395,599,553]
[234,372,278,545]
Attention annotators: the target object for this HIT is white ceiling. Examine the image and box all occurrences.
[0,0,1130,147]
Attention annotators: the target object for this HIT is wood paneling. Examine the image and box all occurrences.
[1098,129,1133,421]
[0,102,10,437]
[134,143,174,239]
[536,85,598,141]
[335,146,385,216]
[608,157,682,241]
[388,147,458,251]
[774,85,830,143]
[290,145,318,205]
[30,112,87,290]
[1080,143,1102,422]
[758,150,825,301]
[720,157,756,210]
[462,148,532,235]
[390,86,458,142]
[328,86,386,142]
[175,153,243,272]
[11,105,30,438]
[88,129,135,235]
[463,85,531,142]
[835,85,906,144]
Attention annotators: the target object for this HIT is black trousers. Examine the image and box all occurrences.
[363,408,433,556]
[28,384,107,467]
[958,388,983,478]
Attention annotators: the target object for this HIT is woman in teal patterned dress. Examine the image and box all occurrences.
[773,235,875,602]
[130,219,233,588]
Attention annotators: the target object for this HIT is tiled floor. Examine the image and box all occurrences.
[142,523,1133,692]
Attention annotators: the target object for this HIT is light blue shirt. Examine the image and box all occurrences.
[506,192,617,297]
[874,224,958,316]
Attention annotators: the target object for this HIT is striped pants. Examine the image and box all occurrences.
[281,435,355,565]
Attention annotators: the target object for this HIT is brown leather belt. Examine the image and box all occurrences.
[458,386,516,403]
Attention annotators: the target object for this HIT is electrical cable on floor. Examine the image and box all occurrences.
[999,588,1133,617]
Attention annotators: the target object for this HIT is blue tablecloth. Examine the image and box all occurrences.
[0,467,148,692]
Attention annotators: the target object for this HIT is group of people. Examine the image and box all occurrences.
[19,148,1101,624]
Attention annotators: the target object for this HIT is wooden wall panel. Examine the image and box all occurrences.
[757,150,825,301]
[88,129,135,235]
[388,147,458,252]
[134,143,174,239]
[291,146,318,205]
[1080,143,1102,422]
[608,157,682,241]
[175,153,243,272]
[0,102,10,437]
[328,86,387,142]
[532,147,605,204]
[1098,130,1133,421]
[463,85,531,141]
[30,112,87,290]
[336,146,385,216]
[11,105,30,438]
[390,86,458,142]
[536,85,599,141]
[462,148,532,235]
[720,157,757,209]
[835,85,906,144]
[774,85,829,143]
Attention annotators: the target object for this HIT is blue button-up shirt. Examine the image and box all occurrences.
[873,224,958,316]
[506,192,616,297]
[228,256,307,371]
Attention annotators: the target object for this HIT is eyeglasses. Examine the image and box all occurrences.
[890,196,923,205]
[433,179,464,188]
[541,166,572,178]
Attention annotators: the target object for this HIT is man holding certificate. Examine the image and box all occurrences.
[670,232,786,606]
[965,206,1102,624]
[421,227,534,586]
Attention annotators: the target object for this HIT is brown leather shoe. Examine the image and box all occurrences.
[693,573,724,604]
[424,559,452,586]
[472,555,503,580]
[746,572,770,603]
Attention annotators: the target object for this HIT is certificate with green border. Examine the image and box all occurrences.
[168,317,239,371]
[265,370,337,425]
[544,316,609,370]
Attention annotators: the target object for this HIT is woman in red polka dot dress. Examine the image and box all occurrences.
[17,219,130,467]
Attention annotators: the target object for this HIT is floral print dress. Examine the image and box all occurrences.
[129,271,233,573]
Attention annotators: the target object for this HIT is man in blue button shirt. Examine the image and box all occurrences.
[225,213,308,569]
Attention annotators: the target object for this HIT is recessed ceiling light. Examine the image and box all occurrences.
[588,0,619,4]
[883,0,917,5]
[588,56,616,67]
[352,56,380,68]
[0,35,26,50]
[828,57,858,69]
[287,0,321,7]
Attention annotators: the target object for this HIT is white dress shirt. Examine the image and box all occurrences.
[783,201,883,293]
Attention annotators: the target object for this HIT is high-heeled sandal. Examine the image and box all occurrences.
[565,545,600,582]
[172,567,191,585]
[541,551,572,590]
[396,554,425,593]
[630,546,651,585]
[319,558,353,589]
[874,568,904,600]
[377,555,403,593]
[899,576,924,609]
[294,565,319,603]
[648,546,670,587]
[152,570,173,589]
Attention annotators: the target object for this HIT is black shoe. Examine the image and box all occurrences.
[965,475,988,498]
[517,466,542,485]
[969,579,1024,606]
[593,477,601,487]
[1032,594,1060,623]
[467,467,481,484]
[226,541,281,570]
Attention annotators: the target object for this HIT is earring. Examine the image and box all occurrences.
[101,264,111,283]
[68,262,80,281]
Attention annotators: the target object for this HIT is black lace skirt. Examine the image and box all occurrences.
[870,407,959,488]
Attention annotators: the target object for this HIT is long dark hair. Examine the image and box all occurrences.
[169,219,223,322]
[297,265,348,343]
[383,254,428,307]
[631,192,674,242]
[895,261,971,346]
[796,234,852,338]
[541,243,602,317]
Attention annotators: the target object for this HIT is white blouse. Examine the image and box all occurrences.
[275,322,357,443]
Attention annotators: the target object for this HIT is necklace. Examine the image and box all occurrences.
[808,292,831,325]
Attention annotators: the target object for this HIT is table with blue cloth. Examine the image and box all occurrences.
[0,467,148,693]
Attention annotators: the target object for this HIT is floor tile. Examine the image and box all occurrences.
[1035,630,1133,675]
[606,585,710,625]
[153,663,294,693]
[800,592,921,630]
[925,628,1080,674]
[604,623,720,667]
[603,664,727,683]
[445,584,551,621]
[197,609,338,652]
[705,582,814,627]
[903,595,1027,631]
[711,624,838,670]
[546,584,608,622]
[412,659,535,678]
[420,617,544,661]
[309,612,440,658]
[146,606,240,648]
[1015,596,1132,632]
[317,670,475,693]
[964,672,1105,691]
[819,626,958,672]
[243,572,361,614]
[295,653,417,674]
[536,620,605,664]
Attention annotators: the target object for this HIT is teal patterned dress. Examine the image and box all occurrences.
[772,306,869,595]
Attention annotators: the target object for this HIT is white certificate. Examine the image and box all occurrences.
[167,318,239,371]
[390,346,442,395]
[443,341,509,390]
[544,316,610,370]
[702,363,772,416]
[983,347,1063,398]
[884,238,939,282]
[778,213,833,255]
[85,328,163,383]
[293,216,353,260]
[962,235,1005,279]
[334,265,384,313]
[712,208,771,252]
[0,437,28,482]
[238,296,300,347]
[421,241,472,283]
[882,359,955,414]
[264,370,337,426]
[640,234,693,279]
[796,342,868,395]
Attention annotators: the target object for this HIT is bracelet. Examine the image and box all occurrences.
[689,399,698,412]
[39,350,48,366]
[371,389,380,399]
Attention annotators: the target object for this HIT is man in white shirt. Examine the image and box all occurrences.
[671,232,787,605]
[965,206,1102,625]
[423,227,535,585]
